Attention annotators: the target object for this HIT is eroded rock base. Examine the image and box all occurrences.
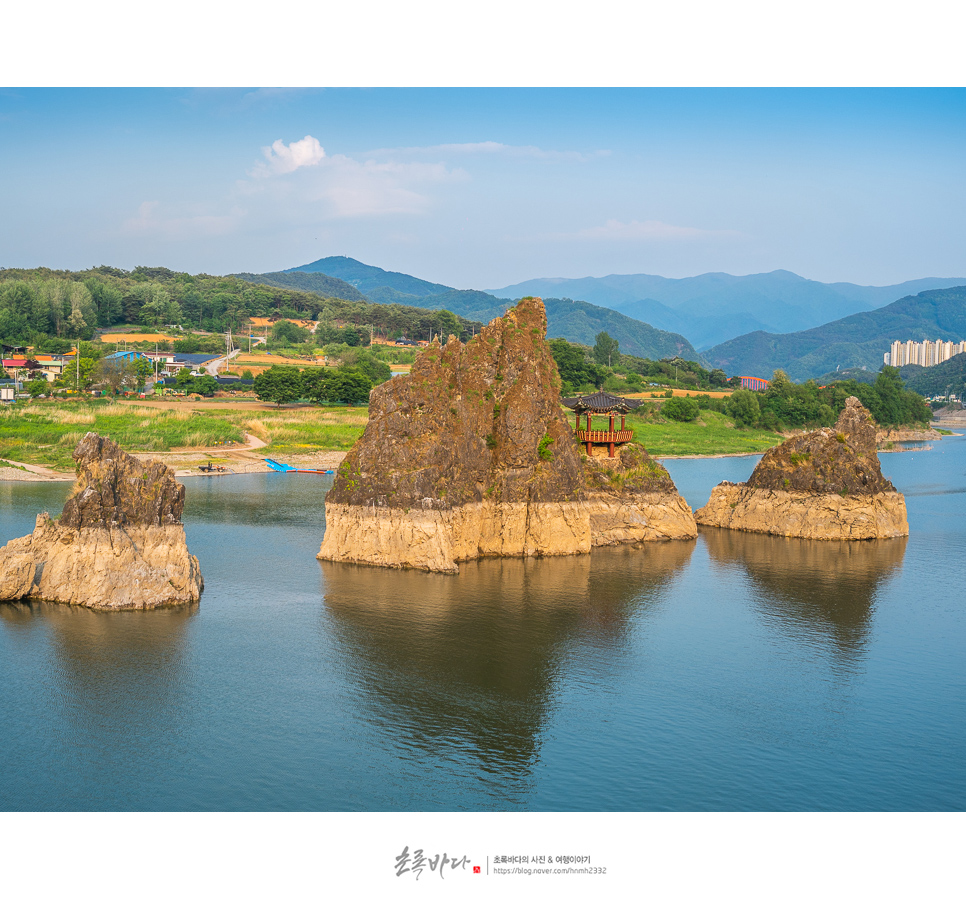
[318,496,697,573]
[694,483,908,540]
[0,513,204,607]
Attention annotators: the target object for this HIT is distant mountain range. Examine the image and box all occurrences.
[702,287,966,381]
[281,256,702,363]
[276,257,966,380]
[486,270,966,351]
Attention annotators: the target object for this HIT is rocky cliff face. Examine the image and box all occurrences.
[0,433,203,607]
[695,397,908,539]
[319,298,696,572]
[60,433,187,528]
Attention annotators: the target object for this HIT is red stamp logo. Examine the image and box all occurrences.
[473,866,481,874]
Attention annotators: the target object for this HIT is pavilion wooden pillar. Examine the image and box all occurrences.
[586,411,593,456]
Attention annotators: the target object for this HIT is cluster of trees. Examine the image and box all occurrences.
[253,365,375,406]
[47,354,154,396]
[251,349,391,406]
[550,334,731,395]
[268,320,313,347]
[720,368,930,430]
[649,368,931,430]
[311,302,469,343]
[314,322,370,348]
[0,266,370,345]
[661,397,701,422]
[154,367,237,397]
[549,338,609,391]
[624,355,729,390]
[0,278,100,341]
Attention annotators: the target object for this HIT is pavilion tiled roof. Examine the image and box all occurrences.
[561,389,644,413]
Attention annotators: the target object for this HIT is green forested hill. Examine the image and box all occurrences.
[0,266,352,342]
[0,266,479,346]
[285,256,452,298]
[232,271,366,302]
[701,287,966,381]
[365,286,512,315]
[900,352,966,397]
[540,298,703,363]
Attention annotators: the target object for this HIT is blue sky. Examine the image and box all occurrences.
[1,88,964,288]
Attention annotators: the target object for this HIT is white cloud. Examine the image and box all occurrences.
[240,145,466,219]
[122,136,467,244]
[251,135,326,177]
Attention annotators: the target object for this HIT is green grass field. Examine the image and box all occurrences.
[564,408,786,457]
[0,400,369,470]
[630,410,786,456]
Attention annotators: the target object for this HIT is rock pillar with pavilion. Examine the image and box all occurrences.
[561,389,644,458]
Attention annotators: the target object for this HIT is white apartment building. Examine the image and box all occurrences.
[886,339,966,368]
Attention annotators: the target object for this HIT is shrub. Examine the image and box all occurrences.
[661,397,700,422]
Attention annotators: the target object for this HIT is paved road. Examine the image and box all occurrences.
[205,348,242,376]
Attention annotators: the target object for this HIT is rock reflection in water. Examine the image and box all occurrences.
[2,600,197,748]
[320,541,694,785]
[701,529,906,660]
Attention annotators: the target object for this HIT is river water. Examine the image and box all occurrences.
[1,438,964,811]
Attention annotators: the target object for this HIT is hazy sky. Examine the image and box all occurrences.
[1,88,964,289]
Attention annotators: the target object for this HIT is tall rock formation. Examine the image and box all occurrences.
[0,433,203,607]
[694,397,908,539]
[318,297,696,573]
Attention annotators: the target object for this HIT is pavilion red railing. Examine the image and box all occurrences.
[574,429,634,443]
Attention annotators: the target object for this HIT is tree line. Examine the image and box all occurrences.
[550,334,731,394]
[650,367,931,430]
[0,266,477,348]
[251,350,392,406]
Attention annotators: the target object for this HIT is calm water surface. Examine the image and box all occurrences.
[1,438,964,810]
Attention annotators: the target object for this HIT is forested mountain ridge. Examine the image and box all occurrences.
[284,255,513,314]
[540,298,702,364]
[285,256,452,298]
[701,287,966,382]
[486,269,966,350]
[274,256,703,362]
[232,271,366,302]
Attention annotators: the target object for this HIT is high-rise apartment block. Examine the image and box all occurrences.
[884,339,966,368]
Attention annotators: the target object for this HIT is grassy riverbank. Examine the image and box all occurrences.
[564,408,787,457]
[3,398,783,474]
[0,400,368,470]
[632,411,786,457]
